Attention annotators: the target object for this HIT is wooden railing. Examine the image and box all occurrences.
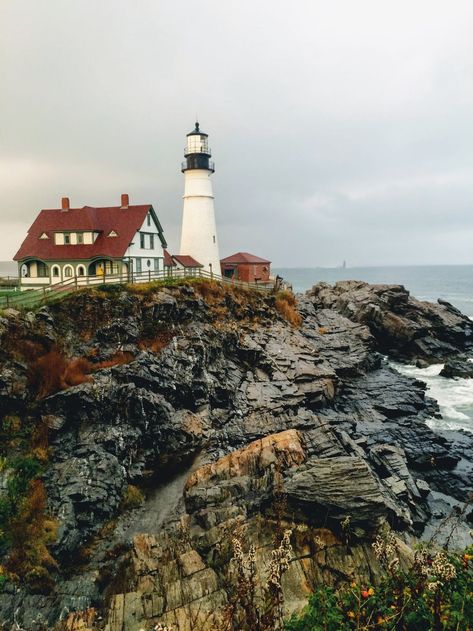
[0,268,275,310]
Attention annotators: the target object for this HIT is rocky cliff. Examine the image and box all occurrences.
[0,280,472,630]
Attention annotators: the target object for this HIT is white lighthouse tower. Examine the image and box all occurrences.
[180,122,220,275]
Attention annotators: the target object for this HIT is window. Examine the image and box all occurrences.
[140,233,145,249]
[136,258,142,273]
[39,232,49,240]
[108,230,118,237]
[64,233,71,244]
[146,259,151,268]
[77,233,83,244]
[52,266,60,277]
[37,262,48,278]
[154,258,160,271]
[149,234,154,250]
[64,265,73,278]
[147,214,151,227]
[213,235,216,243]
[77,265,85,276]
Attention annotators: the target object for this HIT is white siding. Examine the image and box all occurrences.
[124,212,164,275]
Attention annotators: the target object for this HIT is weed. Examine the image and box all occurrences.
[274,292,302,327]
[121,484,145,510]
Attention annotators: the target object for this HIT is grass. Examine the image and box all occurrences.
[27,349,135,399]
[274,290,302,327]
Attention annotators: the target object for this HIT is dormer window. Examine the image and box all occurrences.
[39,232,49,240]
[64,233,71,244]
[108,230,118,237]
[147,214,151,227]
[77,233,83,244]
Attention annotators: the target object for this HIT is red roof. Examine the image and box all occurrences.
[14,204,166,261]
[172,255,203,268]
[220,252,271,265]
[163,249,176,267]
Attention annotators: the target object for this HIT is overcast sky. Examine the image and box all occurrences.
[1,0,473,266]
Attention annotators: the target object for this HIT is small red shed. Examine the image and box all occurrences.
[220,252,271,283]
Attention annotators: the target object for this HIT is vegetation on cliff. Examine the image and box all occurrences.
[0,278,472,630]
[286,539,473,631]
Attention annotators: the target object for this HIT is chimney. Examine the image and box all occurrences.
[61,197,70,211]
[121,193,129,209]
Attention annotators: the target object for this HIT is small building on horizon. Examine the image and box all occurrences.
[220,252,271,284]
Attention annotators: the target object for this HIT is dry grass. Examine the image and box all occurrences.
[138,330,175,354]
[7,479,58,588]
[121,484,145,510]
[28,350,135,399]
[28,351,92,399]
[92,351,135,370]
[274,291,302,327]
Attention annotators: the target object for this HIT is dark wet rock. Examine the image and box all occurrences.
[0,281,473,629]
[440,357,473,379]
[308,280,473,362]
[285,455,412,530]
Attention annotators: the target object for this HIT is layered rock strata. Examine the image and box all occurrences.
[0,281,471,629]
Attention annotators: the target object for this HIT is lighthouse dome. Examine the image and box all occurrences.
[186,121,208,138]
[182,121,214,172]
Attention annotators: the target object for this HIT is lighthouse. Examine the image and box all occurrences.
[180,122,221,275]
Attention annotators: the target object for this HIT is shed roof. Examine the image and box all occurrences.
[172,255,203,268]
[220,252,271,265]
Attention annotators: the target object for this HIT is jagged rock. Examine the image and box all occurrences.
[0,280,472,629]
[440,357,473,379]
[308,280,473,362]
[284,455,411,530]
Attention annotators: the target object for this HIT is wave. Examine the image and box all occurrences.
[392,362,473,433]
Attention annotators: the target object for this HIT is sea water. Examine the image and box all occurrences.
[275,265,473,434]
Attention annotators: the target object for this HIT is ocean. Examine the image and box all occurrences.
[2,260,472,433]
[275,265,473,435]
[274,264,473,317]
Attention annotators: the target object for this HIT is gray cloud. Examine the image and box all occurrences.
[1,0,473,265]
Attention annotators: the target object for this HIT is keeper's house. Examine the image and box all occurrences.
[14,194,168,289]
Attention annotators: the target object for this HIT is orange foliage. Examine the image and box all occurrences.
[92,351,135,370]
[138,331,174,354]
[274,292,302,327]
[28,351,92,399]
[28,350,135,399]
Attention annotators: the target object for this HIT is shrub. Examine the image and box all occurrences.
[274,291,302,327]
[285,541,473,631]
[92,351,135,370]
[7,479,58,580]
[121,484,145,510]
[27,349,134,399]
[138,331,175,354]
[64,357,93,386]
[27,350,68,398]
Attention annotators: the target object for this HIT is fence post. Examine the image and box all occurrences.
[6,294,9,309]
[42,287,46,303]
[74,275,78,290]
[148,270,151,283]
[103,268,107,285]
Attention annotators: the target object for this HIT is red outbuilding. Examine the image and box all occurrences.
[220,252,271,284]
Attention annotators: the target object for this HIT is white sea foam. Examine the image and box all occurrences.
[392,362,473,433]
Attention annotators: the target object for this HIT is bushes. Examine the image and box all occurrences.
[27,351,92,398]
[274,291,302,328]
[138,331,175,354]
[27,350,134,398]
[121,484,145,510]
[285,538,473,631]
[7,479,58,588]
